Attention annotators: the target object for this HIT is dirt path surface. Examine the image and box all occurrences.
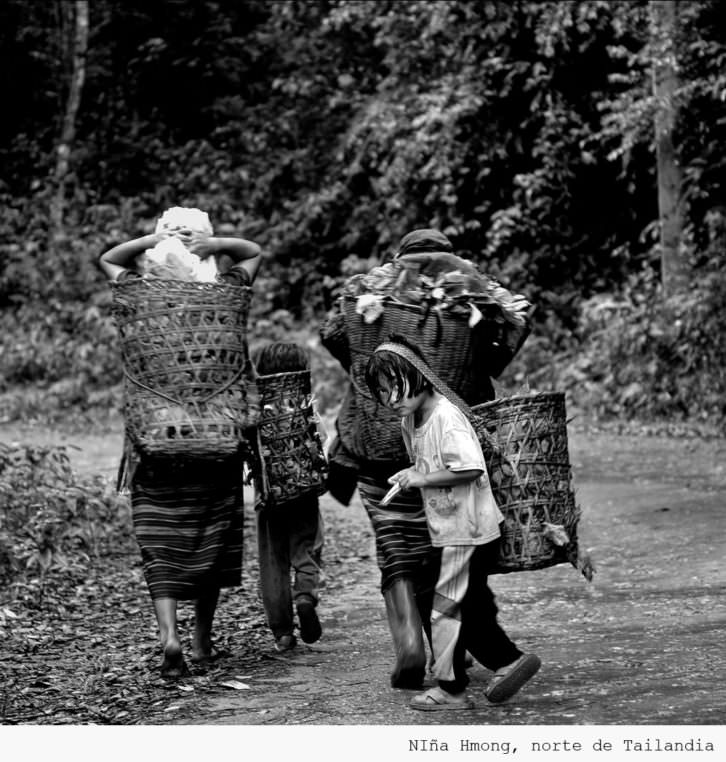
[2,419,725,728]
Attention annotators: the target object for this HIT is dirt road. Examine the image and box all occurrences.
[171,432,726,726]
[7,418,723,727]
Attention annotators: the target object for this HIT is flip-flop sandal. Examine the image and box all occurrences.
[410,686,474,712]
[485,653,541,703]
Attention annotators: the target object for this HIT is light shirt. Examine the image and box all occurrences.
[402,396,503,547]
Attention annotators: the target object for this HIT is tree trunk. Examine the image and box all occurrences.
[50,0,89,242]
[650,0,687,297]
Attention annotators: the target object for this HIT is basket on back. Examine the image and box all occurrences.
[254,370,328,507]
[110,278,259,459]
[338,295,481,461]
[472,391,588,576]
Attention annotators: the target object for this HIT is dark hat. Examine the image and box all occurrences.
[396,228,453,256]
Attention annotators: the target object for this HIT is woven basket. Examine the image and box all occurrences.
[110,278,259,459]
[339,295,485,461]
[255,369,328,507]
[343,294,478,395]
[471,392,581,573]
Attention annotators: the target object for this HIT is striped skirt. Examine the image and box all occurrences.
[130,457,245,600]
[357,472,433,593]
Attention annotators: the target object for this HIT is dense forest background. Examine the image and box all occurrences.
[1,0,725,429]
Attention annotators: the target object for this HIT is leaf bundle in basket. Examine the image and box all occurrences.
[332,254,532,462]
[110,278,259,459]
[254,369,328,507]
[342,255,532,378]
[472,391,593,579]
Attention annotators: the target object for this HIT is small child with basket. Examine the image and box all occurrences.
[252,342,325,652]
[365,336,540,711]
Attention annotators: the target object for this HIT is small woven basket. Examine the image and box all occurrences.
[471,392,581,573]
[254,369,328,507]
[110,278,259,459]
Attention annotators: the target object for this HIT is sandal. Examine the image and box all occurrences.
[410,686,474,712]
[485,653,541,703]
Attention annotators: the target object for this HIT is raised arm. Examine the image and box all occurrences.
[191,236,263,285]
[98,234,160,281]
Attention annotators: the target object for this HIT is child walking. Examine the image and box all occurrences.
[365,337,540,710]
[252,342,324,652]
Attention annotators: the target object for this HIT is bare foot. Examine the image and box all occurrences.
[191,635,213,664]
[160,639,189,679]
[191,636,229,665]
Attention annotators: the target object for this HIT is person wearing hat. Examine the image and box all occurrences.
[322,229,495,689]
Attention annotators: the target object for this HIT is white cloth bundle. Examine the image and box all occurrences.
[142,206,218,282]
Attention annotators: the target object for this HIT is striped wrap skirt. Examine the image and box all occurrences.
[130,456,245,600]
[357,472,434,593]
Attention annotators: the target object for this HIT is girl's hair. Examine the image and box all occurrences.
[365,334,433,404]
[253,342,310,375]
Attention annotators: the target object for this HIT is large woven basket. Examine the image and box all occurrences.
[254,369,328,507]
[471,392,581,574]
[110,278,259,459]
[339,295,485,461]
[343,294,478,395]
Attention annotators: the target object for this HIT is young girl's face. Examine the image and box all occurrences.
[379,377,428,418]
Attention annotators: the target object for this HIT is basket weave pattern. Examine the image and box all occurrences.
[255,370,327,506]
[111,279,258,459]
[472,392,580,573]
[340,295,477,460]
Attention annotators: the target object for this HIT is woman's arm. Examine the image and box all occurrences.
[98,234,160,281]
[191,236,263,285]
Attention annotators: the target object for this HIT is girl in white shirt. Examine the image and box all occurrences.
[366,337,540,711]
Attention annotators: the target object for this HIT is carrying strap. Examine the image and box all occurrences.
[372,342,498,453]
[123,363,248,406]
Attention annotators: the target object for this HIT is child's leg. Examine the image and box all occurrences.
[428,545,476,691]
[288,495,323,643]
[192,585,220,662]
[410,546,475,710]
[459,541,541,702]
[288,495,322,606]
[460,541,522,671]
[256,507,294,643]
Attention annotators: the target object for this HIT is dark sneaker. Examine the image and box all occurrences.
[296,599,322,644]
[485,653,541,703]
[274,634,297,652]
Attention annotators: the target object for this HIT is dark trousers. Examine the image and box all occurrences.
[256,493,323,639]
[436,539,522,694]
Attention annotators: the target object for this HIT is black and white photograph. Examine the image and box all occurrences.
[1,0,724,758]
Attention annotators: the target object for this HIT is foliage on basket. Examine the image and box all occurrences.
[342,257,530,330]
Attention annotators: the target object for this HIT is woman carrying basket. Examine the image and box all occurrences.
[99,207,262,678]
[323,229,499,689]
